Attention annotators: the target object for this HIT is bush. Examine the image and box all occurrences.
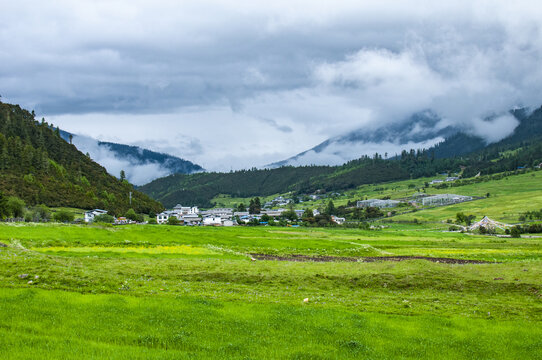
[94,214,115,223]
[510,226,522,238]
[167,216,179,225]
[125,209,138,221]
[6,196,26,218]
[53,210,74,223]
[31,204,51,222]
[148,218,157,224]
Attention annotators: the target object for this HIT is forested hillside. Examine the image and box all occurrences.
[0,101,163,215]
[140,107,542,208]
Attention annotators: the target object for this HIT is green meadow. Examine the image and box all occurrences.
[1,223,541,358]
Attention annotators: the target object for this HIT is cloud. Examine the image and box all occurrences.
[469,114,520,144]
[258,117,293,133]
[2,1,542,169]
[70,134,177,185]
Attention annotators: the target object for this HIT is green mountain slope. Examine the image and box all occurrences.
[0,101,163,215]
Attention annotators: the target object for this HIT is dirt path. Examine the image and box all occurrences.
[250,253,492,264]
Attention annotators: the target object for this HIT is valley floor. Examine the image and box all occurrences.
[0,224,541,359]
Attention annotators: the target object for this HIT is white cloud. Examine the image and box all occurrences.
[69,135,173,185]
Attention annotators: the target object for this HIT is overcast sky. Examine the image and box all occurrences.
[1,1,542,171]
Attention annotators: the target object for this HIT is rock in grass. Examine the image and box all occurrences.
[18,274,29,279]
[303,298,309,303]
[27,280,33,285]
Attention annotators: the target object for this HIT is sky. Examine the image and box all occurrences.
[1,1,542,172]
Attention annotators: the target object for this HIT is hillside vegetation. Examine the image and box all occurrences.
[0,101,163,215]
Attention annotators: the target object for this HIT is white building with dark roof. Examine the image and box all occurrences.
[84,209,108,223]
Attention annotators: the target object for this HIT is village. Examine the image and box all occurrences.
[81,186,478,227]
[81,171,481,228]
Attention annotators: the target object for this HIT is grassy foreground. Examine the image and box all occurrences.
[1,223,541,358]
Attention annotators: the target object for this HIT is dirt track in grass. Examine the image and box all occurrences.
[250,254,492,264]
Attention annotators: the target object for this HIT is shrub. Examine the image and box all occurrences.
[125,209,138,221]
[167,217,179,225]
[7,196,26,218]
[31,204,51,222]
[510,226,522,238]
[94,214,115,223]
[53,210,74,223]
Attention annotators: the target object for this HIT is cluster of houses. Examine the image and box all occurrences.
[429,176,460,185]
[83,204,343,226]
[263,196,291,208]
[156,204,327,226]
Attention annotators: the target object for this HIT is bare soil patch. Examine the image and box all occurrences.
[250,253,491,264]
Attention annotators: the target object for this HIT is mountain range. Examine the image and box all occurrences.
[267,108,534,167]
[140,105,542,208]
[59,130,203,185]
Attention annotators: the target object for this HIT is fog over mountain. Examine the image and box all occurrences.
[1,1,542,170]
[60,131,203,185]
[268,110,521,167]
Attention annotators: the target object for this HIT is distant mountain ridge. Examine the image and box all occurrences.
[59,130,203,185]
[268,111,459,167]
[97,140,203,174]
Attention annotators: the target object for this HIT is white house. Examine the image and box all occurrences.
[156,211,177,224]
[261,210,283,217]
[203,216,222,226]
[201,208,233,219]
[172,205,199,216]
[181,213,201,225]
[222,219,234,227]
[331,216,346,225]
[84,209,108,223]
[234,211,249,217]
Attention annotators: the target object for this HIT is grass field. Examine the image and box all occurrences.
[0,223,541,358]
